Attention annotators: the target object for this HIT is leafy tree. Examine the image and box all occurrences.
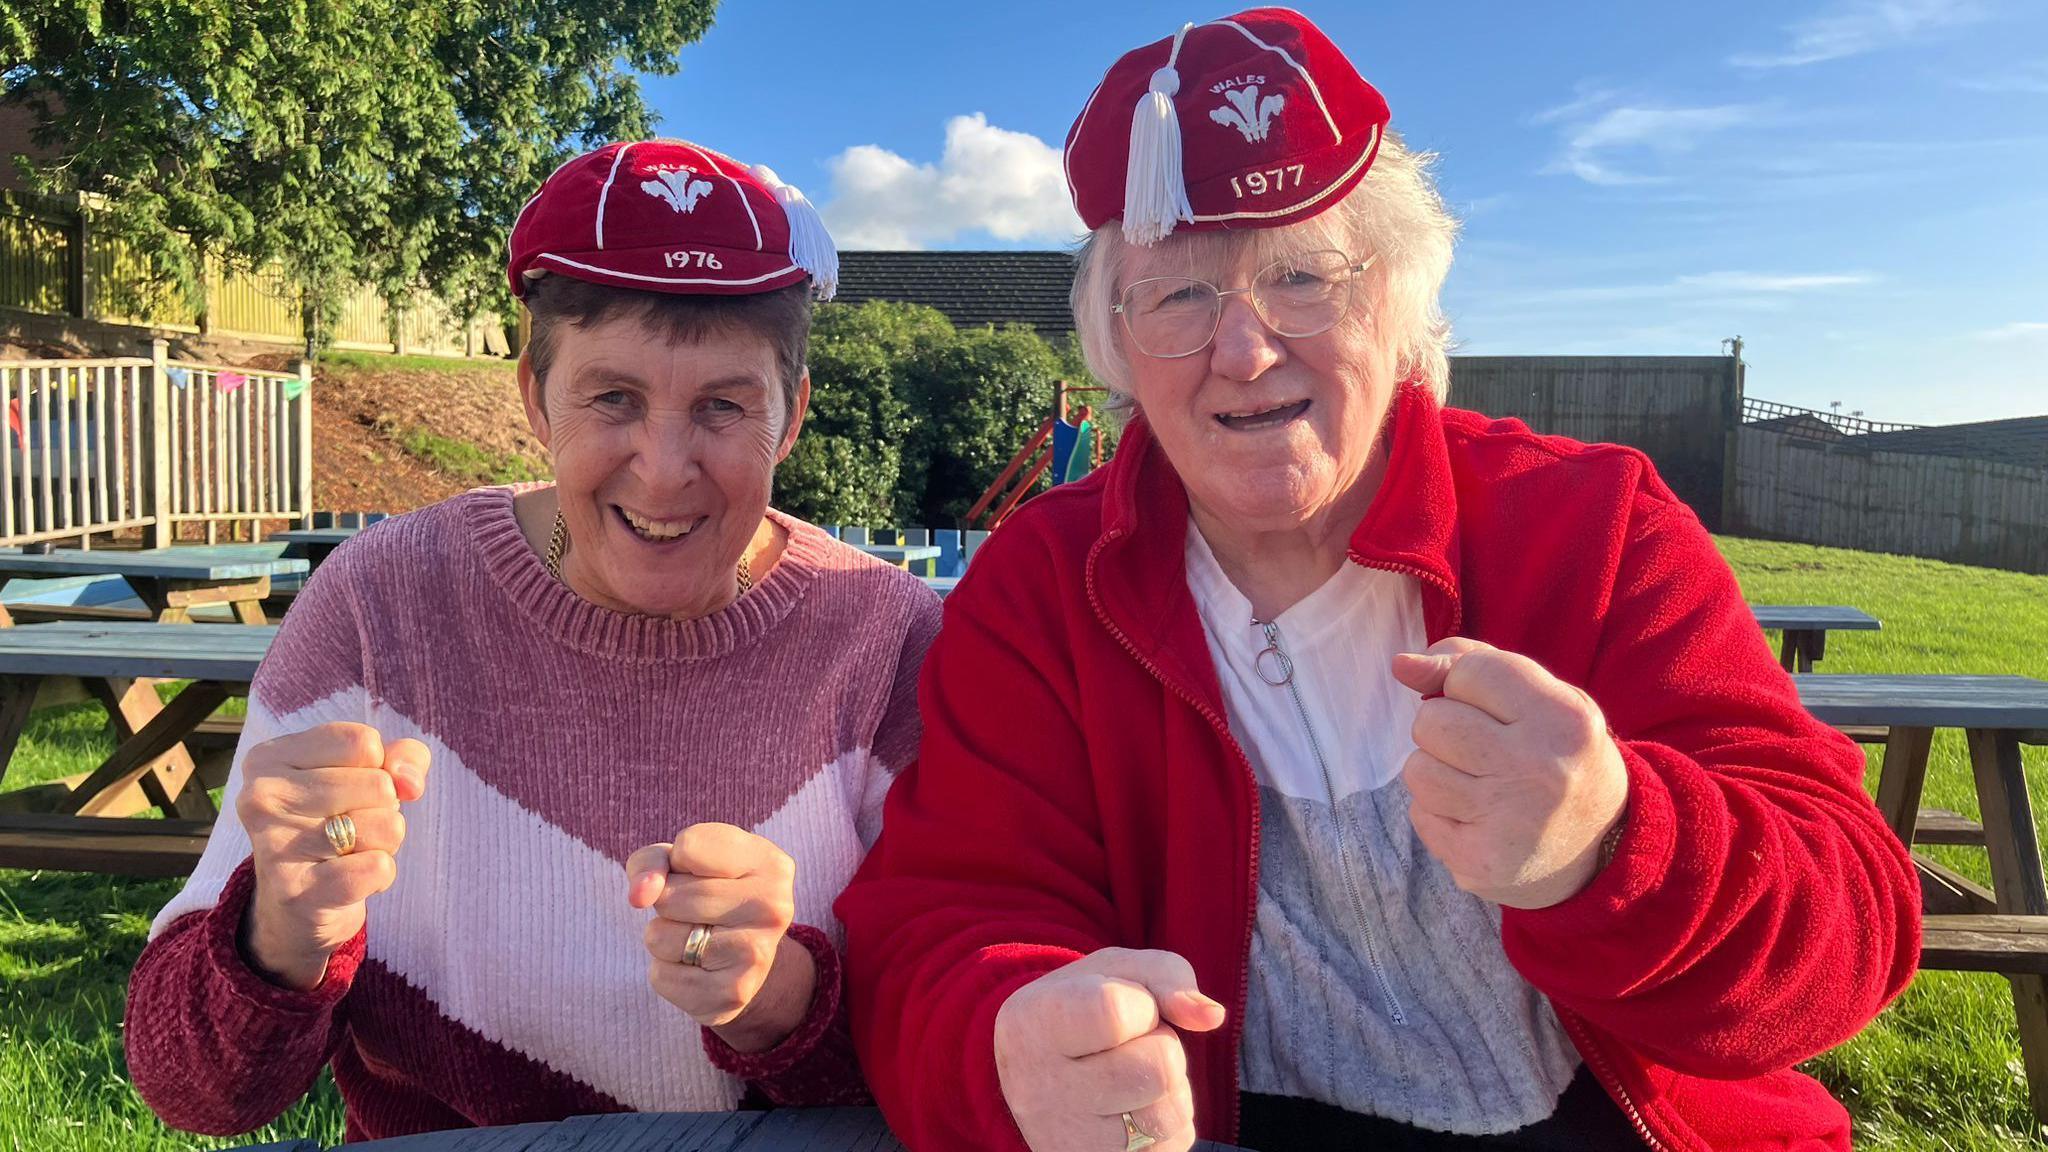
[1,0,718,353]
[777,301,947,526]
[897,323,1062,527]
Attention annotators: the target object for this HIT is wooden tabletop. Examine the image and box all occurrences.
[0,621,275,680]
[1795,674,2048,731]
[0,546,305,582]
[269,529,360,546]
[236,1110,1247,1152]
[1751,605,1883,632]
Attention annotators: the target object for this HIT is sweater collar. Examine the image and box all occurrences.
[465,484,830,662]
[1088,381,1464,678]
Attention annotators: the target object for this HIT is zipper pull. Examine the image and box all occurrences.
[1254,620,1293,686]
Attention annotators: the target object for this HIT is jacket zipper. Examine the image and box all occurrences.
[1085,530,1262,1143]
[1558,1011,1673,1152]
[1253,618,1408,1026]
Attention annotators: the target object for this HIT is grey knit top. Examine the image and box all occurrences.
[1185,526,1581,1135]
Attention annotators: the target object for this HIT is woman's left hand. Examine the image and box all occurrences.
[626,823,817,1052]
[1392,637,1630,911]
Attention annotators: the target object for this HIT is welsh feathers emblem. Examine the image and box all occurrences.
[641,166,715,214]
[1210,85,1285,144]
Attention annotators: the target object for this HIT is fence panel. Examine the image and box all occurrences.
[1732,427,2048,574]
[0,359,158,546]
[0,206,69,315]
[1447,355,1741,530]
[159,360,313,539]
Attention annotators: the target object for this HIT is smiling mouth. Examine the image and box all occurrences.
[1215,399,1311,431]
[616,507,705,542]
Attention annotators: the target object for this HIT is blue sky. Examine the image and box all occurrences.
[641,1,2048,425]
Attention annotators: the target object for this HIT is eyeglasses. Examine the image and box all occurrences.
[1111,249,1377,360]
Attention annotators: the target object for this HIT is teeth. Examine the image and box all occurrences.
[622,509,695,540]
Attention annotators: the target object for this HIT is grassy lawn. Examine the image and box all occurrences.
[1,535,2044,1148]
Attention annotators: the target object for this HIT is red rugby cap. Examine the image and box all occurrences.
[1064,7,1391,246]
[507,139,838,300]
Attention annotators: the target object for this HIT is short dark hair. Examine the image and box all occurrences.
[522,276,813,427]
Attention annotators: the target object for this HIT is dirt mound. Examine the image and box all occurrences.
[246,350,549,513]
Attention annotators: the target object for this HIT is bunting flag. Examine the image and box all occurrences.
[282,376,308,401]
[216,371,247,393]
[7,397,21,447]
[164,365,190,389]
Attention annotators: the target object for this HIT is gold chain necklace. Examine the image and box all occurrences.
[545,511,753,596]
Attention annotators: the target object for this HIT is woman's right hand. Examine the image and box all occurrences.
[993,948,1227,1152]
[235,723,430,990]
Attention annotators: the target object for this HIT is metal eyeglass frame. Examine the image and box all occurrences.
[1110,251,1379,360]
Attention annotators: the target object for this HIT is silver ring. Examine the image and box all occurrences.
[680,923,712,967]
[322,813,358,857]
[1121,1112,1157,1151]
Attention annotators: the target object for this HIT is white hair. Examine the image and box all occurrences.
[1071,130,1457,407]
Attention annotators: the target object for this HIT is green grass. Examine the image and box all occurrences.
[394,427,547,486]
[1724,538,2048,1149]
[0,536,2044,1148]
[317,349,514,375]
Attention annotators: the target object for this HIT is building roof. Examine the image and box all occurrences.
[834,250,1077,339]
[1852,415,2048,470]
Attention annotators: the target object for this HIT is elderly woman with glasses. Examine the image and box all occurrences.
[839,10,1919,1152]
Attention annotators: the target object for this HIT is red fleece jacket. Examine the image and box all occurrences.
[838,384,1920,1151]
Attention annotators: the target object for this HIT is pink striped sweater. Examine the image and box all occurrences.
[126,485,941,1141]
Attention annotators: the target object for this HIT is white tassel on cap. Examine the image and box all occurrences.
[752,164,840,300]
[1122,23,1196,247]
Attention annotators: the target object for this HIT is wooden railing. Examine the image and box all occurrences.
[0,340,312,548]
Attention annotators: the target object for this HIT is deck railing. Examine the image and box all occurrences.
[0,340,312,548]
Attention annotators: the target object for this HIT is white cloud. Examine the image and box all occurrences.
[1957,61,2048,93]
[1730,0,1988,68]
[1974,321,2048,340]
[1516,271,1876,304]
[819,113,1083,250]
[1672,271,1876,292]
[1538,95,1765,185]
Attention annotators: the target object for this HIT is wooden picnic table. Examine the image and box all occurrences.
[230,1109,1249,1151]
[268,527,359,568]
[1752,605,1882,672]
[1796,672,2048,1118]
[0,621,273,876]
[0,546,306,626]
[858,543,940,575]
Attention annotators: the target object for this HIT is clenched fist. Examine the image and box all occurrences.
[626,823,815,1053]
[237,723,431,990]
[1392,637,1629,910]
[995,948,1227,1152]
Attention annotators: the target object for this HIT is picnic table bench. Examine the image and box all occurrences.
[230,1109,1249,1151]
[1796,672,2048,1118]
[0,621,272,876]
[0,546,306,626]
[1752,605,1881,672]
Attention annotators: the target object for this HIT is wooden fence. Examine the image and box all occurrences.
[1448,355,1742,530]
[1732,427,2048,574]
[0,190,504,357]
[0,341,312,548]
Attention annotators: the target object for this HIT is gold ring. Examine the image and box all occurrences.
[322,813,358,857]
[681,924,712,967]
[1121,1112,1157,1151]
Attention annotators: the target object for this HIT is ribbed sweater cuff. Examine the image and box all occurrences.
[701,923,863,1101]
[203,856,367,1015]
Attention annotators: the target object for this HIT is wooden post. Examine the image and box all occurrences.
[68,206,91,320]
[144,340,173,549]
[293,358,314,528]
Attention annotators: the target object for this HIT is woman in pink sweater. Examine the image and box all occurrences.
[124,140,939,1142]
